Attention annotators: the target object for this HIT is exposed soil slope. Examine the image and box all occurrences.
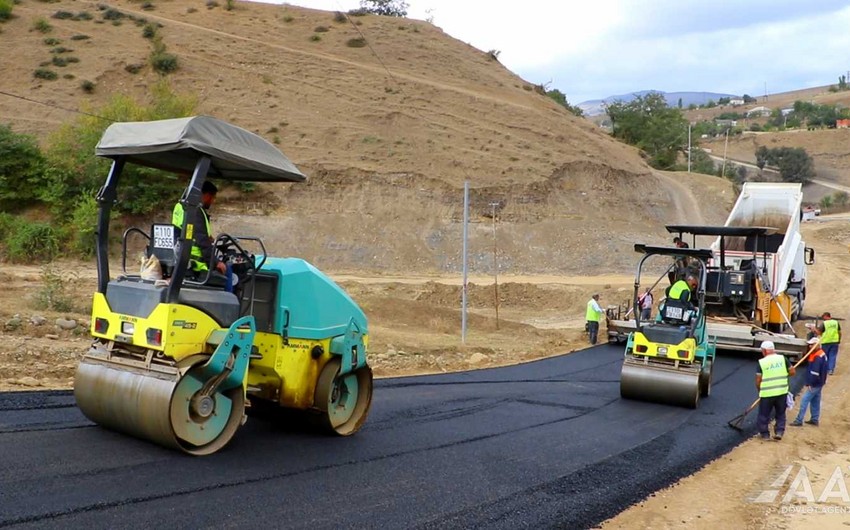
[2,0,733,274]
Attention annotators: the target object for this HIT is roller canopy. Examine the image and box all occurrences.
[634,244,714,260]
[95,116,306,183]
[665,225,778,237]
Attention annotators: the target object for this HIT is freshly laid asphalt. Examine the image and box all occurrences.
[0,344,795,529]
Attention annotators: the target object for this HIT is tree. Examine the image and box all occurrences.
[839,75,848,91]
[0,124,46,207]
[359,0,408,16]
[755,146,815,184]
[755,145,769,170]
[689,147,715,175]
[833,191,849,207]
[545,88,583,117]
[677,97,683,109]
[743,94,757,104]
[605,92,688,169]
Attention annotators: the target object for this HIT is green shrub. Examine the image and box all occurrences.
[74,11,93,21]
[5,221,60,262]
[346,37,367,48]
[51,46,71,53]
[51,10,73,19]
[225,0,234,10]
[80,79,95,93]
[206,0,219,8]
[44,80,197,215]
[125,63,143,74]
[0,124,46,206]
[33,264,78,312]
[309,34,321,42]
[102,8,124,20]
[0,213,15,240]
[33,17,52,32]
[70,33,89,40]
[142,22,156,38]
[63,73,75,79]
[141,1,154,10]
[69,194,98,257]
[43,37,60,44]
[314,25,329,32]
[282,14,293,22]
[333,11,346,23]
[151,51,178,73]
[51,55,69,67]
[0,0,14,21]
[33,68,57,80]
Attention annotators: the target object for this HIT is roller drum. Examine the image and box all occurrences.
[75,356,245,455]
[620,358,701,408]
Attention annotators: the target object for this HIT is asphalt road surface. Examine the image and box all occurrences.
[0,345,780,529]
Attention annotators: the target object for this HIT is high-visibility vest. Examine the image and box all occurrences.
[586,299,601,322]
[821,319,840,344]
[172,203,211,272]
[668,280,691,303]
[758,354,789,398]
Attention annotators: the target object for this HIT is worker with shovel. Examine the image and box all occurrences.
[790,337,829,427]
[755,340,796,441]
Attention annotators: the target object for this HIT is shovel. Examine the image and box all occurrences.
[727,339,820,431]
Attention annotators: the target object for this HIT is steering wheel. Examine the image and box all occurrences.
[213,234,256,280]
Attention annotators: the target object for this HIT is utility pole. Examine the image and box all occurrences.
[721,128,730,178]
[461,181,469,343]
[687,123,692,173]
[490,201,500,330]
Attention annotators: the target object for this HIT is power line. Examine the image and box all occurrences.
[336,4,436,128]
[0,90,111,122]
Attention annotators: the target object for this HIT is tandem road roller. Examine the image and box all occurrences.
[74,116,373,455]
[620,244,717,408]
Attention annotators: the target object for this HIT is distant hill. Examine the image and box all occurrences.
[579,90,738,116]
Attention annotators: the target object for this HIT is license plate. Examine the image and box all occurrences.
[665,306,683,319]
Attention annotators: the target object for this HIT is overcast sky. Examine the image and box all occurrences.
[257,1,850,104]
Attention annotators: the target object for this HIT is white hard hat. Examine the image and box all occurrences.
[760,340,776,351]
[807,336,820,345]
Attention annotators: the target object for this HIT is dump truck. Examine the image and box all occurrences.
[610,183,814,359]
[74,116,373,455]
[619,245,716,408]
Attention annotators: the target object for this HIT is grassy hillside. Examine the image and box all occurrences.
[0,0,733,273]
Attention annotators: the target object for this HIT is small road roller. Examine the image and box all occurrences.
[619,244,716,408]
[74,116,373,455]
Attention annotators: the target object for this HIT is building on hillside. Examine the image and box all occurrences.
[746,106,772,118]
[837,119,850,129]
[730,98,745,106]
[781,108,794,116]
[715,119,737,128]
[802,206,819,221]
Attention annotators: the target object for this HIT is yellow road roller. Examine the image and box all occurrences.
[620,244,717,408]
[74,116,373,454]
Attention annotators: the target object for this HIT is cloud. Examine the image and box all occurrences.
[251,1,850,103]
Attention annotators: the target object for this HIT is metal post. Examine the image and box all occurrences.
[490,201,500,330]
[687,124,692,173]
[721,128,729,178]
[461,181,469,343]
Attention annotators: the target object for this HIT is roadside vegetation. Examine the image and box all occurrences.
[0,82,196,263]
